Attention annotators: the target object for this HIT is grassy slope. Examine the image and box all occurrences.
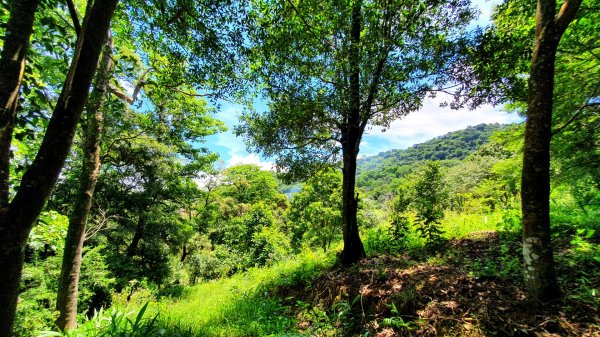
[57,192,596,337]
[154,249,336,336]
[154,204,598,337]
[150,211,504,336]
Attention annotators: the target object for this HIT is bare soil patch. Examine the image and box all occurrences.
[276,232,600,336]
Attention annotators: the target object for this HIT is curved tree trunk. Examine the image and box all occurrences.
[0,1,119,334]
[0,0,39,208]
[127,216,146,257]
[55,36,113,331]
[521,0,581,302]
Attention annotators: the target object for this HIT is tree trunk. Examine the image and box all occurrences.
[127,216,145,257]
[521,0,581,302]
[180,244,188,262]
[0,0,39,208]
[0,1,119,334]
[56,36,113,331]
[340,143,366,264]
[339,2,366,265]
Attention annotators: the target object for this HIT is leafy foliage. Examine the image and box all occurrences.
[357,123,507,199]
[288,169,343,252]
[238,0,476,178]
[411,162,448,249]
[388,187,412,250]
[5,0,599,334]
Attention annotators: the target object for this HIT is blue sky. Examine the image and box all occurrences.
[204,0,523,169]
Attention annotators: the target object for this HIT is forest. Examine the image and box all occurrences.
[0,0,598,336]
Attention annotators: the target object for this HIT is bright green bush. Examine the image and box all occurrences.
[16,212,115,337]
[250,226,291,266]
[363,224,423,256]
[187,249,222,283]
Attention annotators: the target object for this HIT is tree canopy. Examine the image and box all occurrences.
[237,0,476,264]
[1,0,598,334]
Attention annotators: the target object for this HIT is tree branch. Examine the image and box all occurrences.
[553,101,600,135]
[165,7,185,27]
[65,0,81,35]
[555,0,583,31]
[108,68,152,104]
[171,87,215,98]
[285,0,337,51]
[362,54,389,130]
[280,135,340,151]
[100,130,145,161]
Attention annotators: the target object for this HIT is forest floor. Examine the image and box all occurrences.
[272,232,600,336]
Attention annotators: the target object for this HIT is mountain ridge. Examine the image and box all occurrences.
[356,123,510,197]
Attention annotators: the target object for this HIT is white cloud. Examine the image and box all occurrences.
[361,93,523,156]
[214,130,276,170]
[215,105,241,126]
[229,153,275,171]
[210,105,275,170]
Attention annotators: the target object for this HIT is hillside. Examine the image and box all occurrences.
[357,123,507,197]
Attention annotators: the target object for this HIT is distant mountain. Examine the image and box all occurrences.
[357,123,508,196]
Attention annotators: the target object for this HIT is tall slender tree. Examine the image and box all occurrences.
[0,0,119,334]
[521,0,581,301]
[55,36,114,330]
[54,0,248,324]
[238,0,474,264]
[450,0,594,301]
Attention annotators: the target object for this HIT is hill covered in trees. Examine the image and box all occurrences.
[357,123,508,198]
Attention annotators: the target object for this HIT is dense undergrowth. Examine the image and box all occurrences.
[39,194,599,337]
[38,249,336,337]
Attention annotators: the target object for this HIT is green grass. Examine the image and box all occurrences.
[363,209,505,257]
[440,210,504,238]
[40,248,336,337]
[154,249,335,336]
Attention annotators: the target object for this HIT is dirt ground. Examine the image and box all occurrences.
[277,232,600,336]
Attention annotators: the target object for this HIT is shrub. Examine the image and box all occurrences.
[187,249,222,283]
[250,226,292,266]
[412,162,447,250]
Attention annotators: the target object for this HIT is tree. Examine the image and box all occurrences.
[92,133,206,288]
[453,0,592,301]
[55,36,114,330]
[521,0,582,301]
[0,1,119,333]
[389,186,411,250]
[53,0,241,322]
[221,164,280,205]
[238,0,475,264]
[0,0,39,207]
[288,169,343,252]
[412,161,447,249]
